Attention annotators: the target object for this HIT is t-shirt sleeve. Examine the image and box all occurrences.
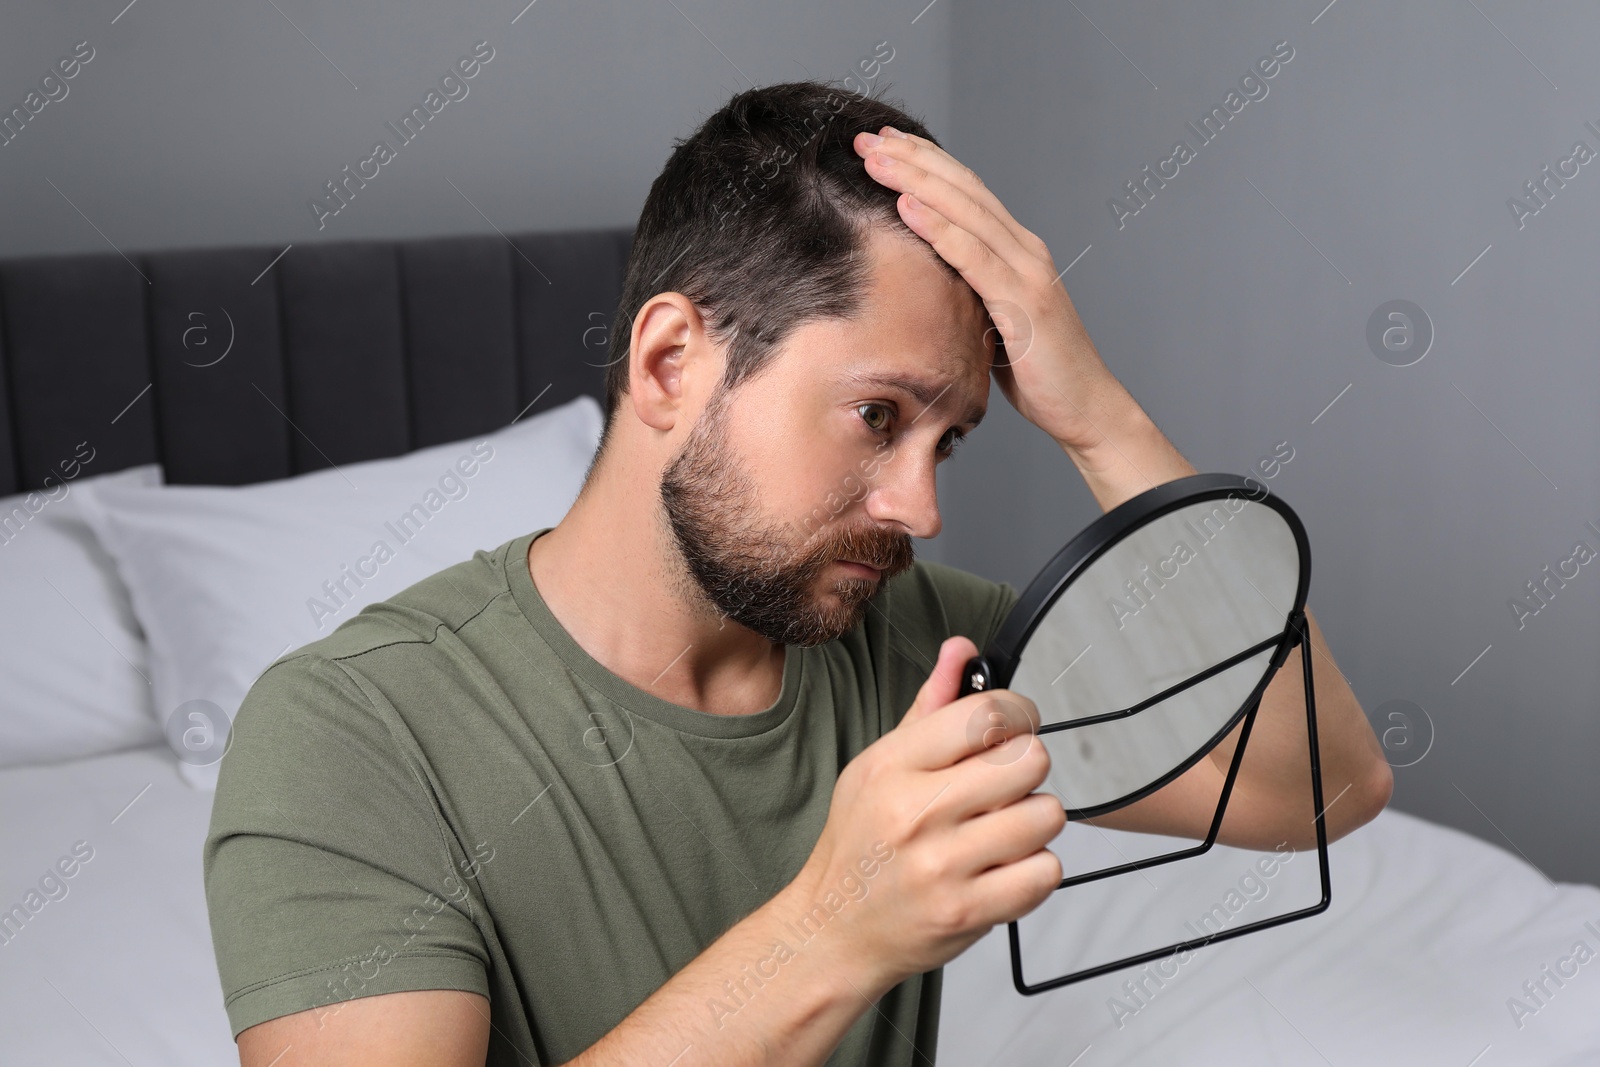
[202,653,490,1039]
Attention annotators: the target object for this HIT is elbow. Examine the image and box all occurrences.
[1321,757,1394,847]
[1356,757,1395,827]
[1272,758,1394,852]
[1367,758,1395,816]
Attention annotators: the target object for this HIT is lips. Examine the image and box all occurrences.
[836,559,882,578]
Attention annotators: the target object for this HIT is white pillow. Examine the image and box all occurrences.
[0,464,163,768]
[77,395,603,790]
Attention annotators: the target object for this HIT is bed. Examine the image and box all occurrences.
[1,227,1596,1065]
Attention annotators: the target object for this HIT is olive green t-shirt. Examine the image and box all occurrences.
[203,528,1019,1066]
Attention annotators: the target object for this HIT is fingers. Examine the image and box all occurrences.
[950,792,1066,876]
[911,731,1053,832]
[895,191,1015,304]
[864,128,1023,251]
[902,685,1043,772]
[853,127,1048,280]
[968,847,1065,928]
[900,635,978,726]
[872,157,1031,290]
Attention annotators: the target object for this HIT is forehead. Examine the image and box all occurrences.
[784,227,993,423]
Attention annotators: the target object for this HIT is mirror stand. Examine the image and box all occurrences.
[1006,607,1333,996]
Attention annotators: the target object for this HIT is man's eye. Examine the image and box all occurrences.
[938,428,967,456]
[857,403,892,432]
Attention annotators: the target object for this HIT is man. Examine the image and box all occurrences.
[206,81,1392,1066]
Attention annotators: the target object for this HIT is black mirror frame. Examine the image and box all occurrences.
[956,472,1333,995]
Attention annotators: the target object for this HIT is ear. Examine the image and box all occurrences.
[628,293,714,433]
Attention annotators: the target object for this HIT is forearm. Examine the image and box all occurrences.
[1210,606,1391,846]
[1055,377,1196,512]
[1060,377,1391,846]
[564,871,891,1067]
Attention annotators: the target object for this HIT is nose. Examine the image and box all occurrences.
[862,446,942,540]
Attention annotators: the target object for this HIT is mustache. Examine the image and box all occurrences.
[810,523,916,576]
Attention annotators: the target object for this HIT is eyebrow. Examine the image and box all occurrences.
[837,372,986,428]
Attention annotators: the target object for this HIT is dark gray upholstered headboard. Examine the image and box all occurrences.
[0,226,634,495]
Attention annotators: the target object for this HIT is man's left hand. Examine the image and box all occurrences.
[853,124,1127,458]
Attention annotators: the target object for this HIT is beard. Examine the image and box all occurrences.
[659,391,916,647]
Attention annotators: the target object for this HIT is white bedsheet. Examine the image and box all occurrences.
[0,745,234,1065]
[939,811,1600,1065]
[2,743,1597,1065]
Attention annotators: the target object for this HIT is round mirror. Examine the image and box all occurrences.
[966,474,1310,818]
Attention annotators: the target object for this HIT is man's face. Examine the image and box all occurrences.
[660,227,992,647]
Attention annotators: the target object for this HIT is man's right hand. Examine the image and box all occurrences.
[791,634,1066,994]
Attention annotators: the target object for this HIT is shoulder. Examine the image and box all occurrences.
[222,536,525,773]
[269,536,523,669]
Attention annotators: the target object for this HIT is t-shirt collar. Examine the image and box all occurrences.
[504,528,805,739]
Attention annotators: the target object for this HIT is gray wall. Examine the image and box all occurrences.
[0,1,950,253]
[941,0,1600,884]
[4,1,1596,883]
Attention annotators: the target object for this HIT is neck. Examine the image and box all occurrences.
[526,445,787,716]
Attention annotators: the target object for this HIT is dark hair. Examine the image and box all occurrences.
[595,79,962,456]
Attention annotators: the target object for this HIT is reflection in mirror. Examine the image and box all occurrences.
[1007,496,1301,814]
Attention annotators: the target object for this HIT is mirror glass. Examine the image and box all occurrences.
[1007,495,1301,814]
